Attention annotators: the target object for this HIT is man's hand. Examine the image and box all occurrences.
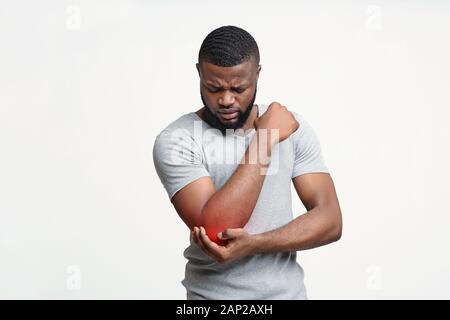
[254,102,299,145]
[192,226,258,264]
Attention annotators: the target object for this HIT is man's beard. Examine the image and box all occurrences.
[200,87,257,135]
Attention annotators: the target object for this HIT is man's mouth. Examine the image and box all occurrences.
[219,111,239,121]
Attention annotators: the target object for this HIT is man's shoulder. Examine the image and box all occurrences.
[153,111,203,156]
[156,112,198,136]
[260,103,304,121]
[284,109,315,144]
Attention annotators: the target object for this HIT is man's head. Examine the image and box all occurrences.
[197,26,261,133]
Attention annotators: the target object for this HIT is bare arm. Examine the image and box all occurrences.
[200,131,274,243]
[191,172,342,263]
[172,103,298,244]
[253,173,342,252]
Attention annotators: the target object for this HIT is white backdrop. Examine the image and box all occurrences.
[1,0,449,299]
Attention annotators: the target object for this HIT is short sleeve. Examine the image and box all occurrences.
[153,129,210,200]
[290,113,329,178]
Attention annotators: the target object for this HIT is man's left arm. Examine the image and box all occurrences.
[193,172,342,262]
[253,172,342,253]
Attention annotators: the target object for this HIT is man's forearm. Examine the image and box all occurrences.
[201,129,273,242]
[253,205,342,253]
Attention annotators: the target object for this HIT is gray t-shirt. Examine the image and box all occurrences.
[153,104,329,299]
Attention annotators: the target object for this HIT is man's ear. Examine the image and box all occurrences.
[256,64,262,80]
[196,63,201,77]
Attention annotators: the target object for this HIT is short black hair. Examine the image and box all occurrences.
[198,25,260,67]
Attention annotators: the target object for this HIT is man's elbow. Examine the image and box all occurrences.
[200,206,246,246]
[200,207,228,245]
[331,209,343,242]
[332,224,342,242]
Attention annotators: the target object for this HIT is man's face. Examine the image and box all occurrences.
[197,58,261,133]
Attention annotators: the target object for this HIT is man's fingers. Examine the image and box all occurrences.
[193,227,206,250]
[218,228,242,240]
[253,116,259,129]
[192,227,199,245]
[194,227,221,260]
[200,227,224,254]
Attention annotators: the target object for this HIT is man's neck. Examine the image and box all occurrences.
[195,104,259,135]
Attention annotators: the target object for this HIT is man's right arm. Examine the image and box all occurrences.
[172,128,273,245]
[171,103,299,244]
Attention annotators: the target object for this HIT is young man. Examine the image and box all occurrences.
[153,26,342,299]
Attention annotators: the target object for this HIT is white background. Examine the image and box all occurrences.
[1,0,449,299]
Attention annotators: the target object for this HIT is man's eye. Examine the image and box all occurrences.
[234,88,245,94]
[208,87,220,93]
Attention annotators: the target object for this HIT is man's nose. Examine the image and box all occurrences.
[218,90,235,107]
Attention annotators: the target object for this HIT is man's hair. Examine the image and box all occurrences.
[198,25,260,67]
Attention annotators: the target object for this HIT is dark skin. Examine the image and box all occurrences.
[195,58,261,134]
[171,57,342,262]
[193,173,342,263]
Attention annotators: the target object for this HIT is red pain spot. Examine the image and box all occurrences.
[205,226,228,246]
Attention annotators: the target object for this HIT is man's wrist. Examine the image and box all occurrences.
[245,130,273,168]
[251,232,270,255]
[255,128,277,154]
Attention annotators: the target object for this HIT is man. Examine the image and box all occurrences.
[153,25,342,299]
